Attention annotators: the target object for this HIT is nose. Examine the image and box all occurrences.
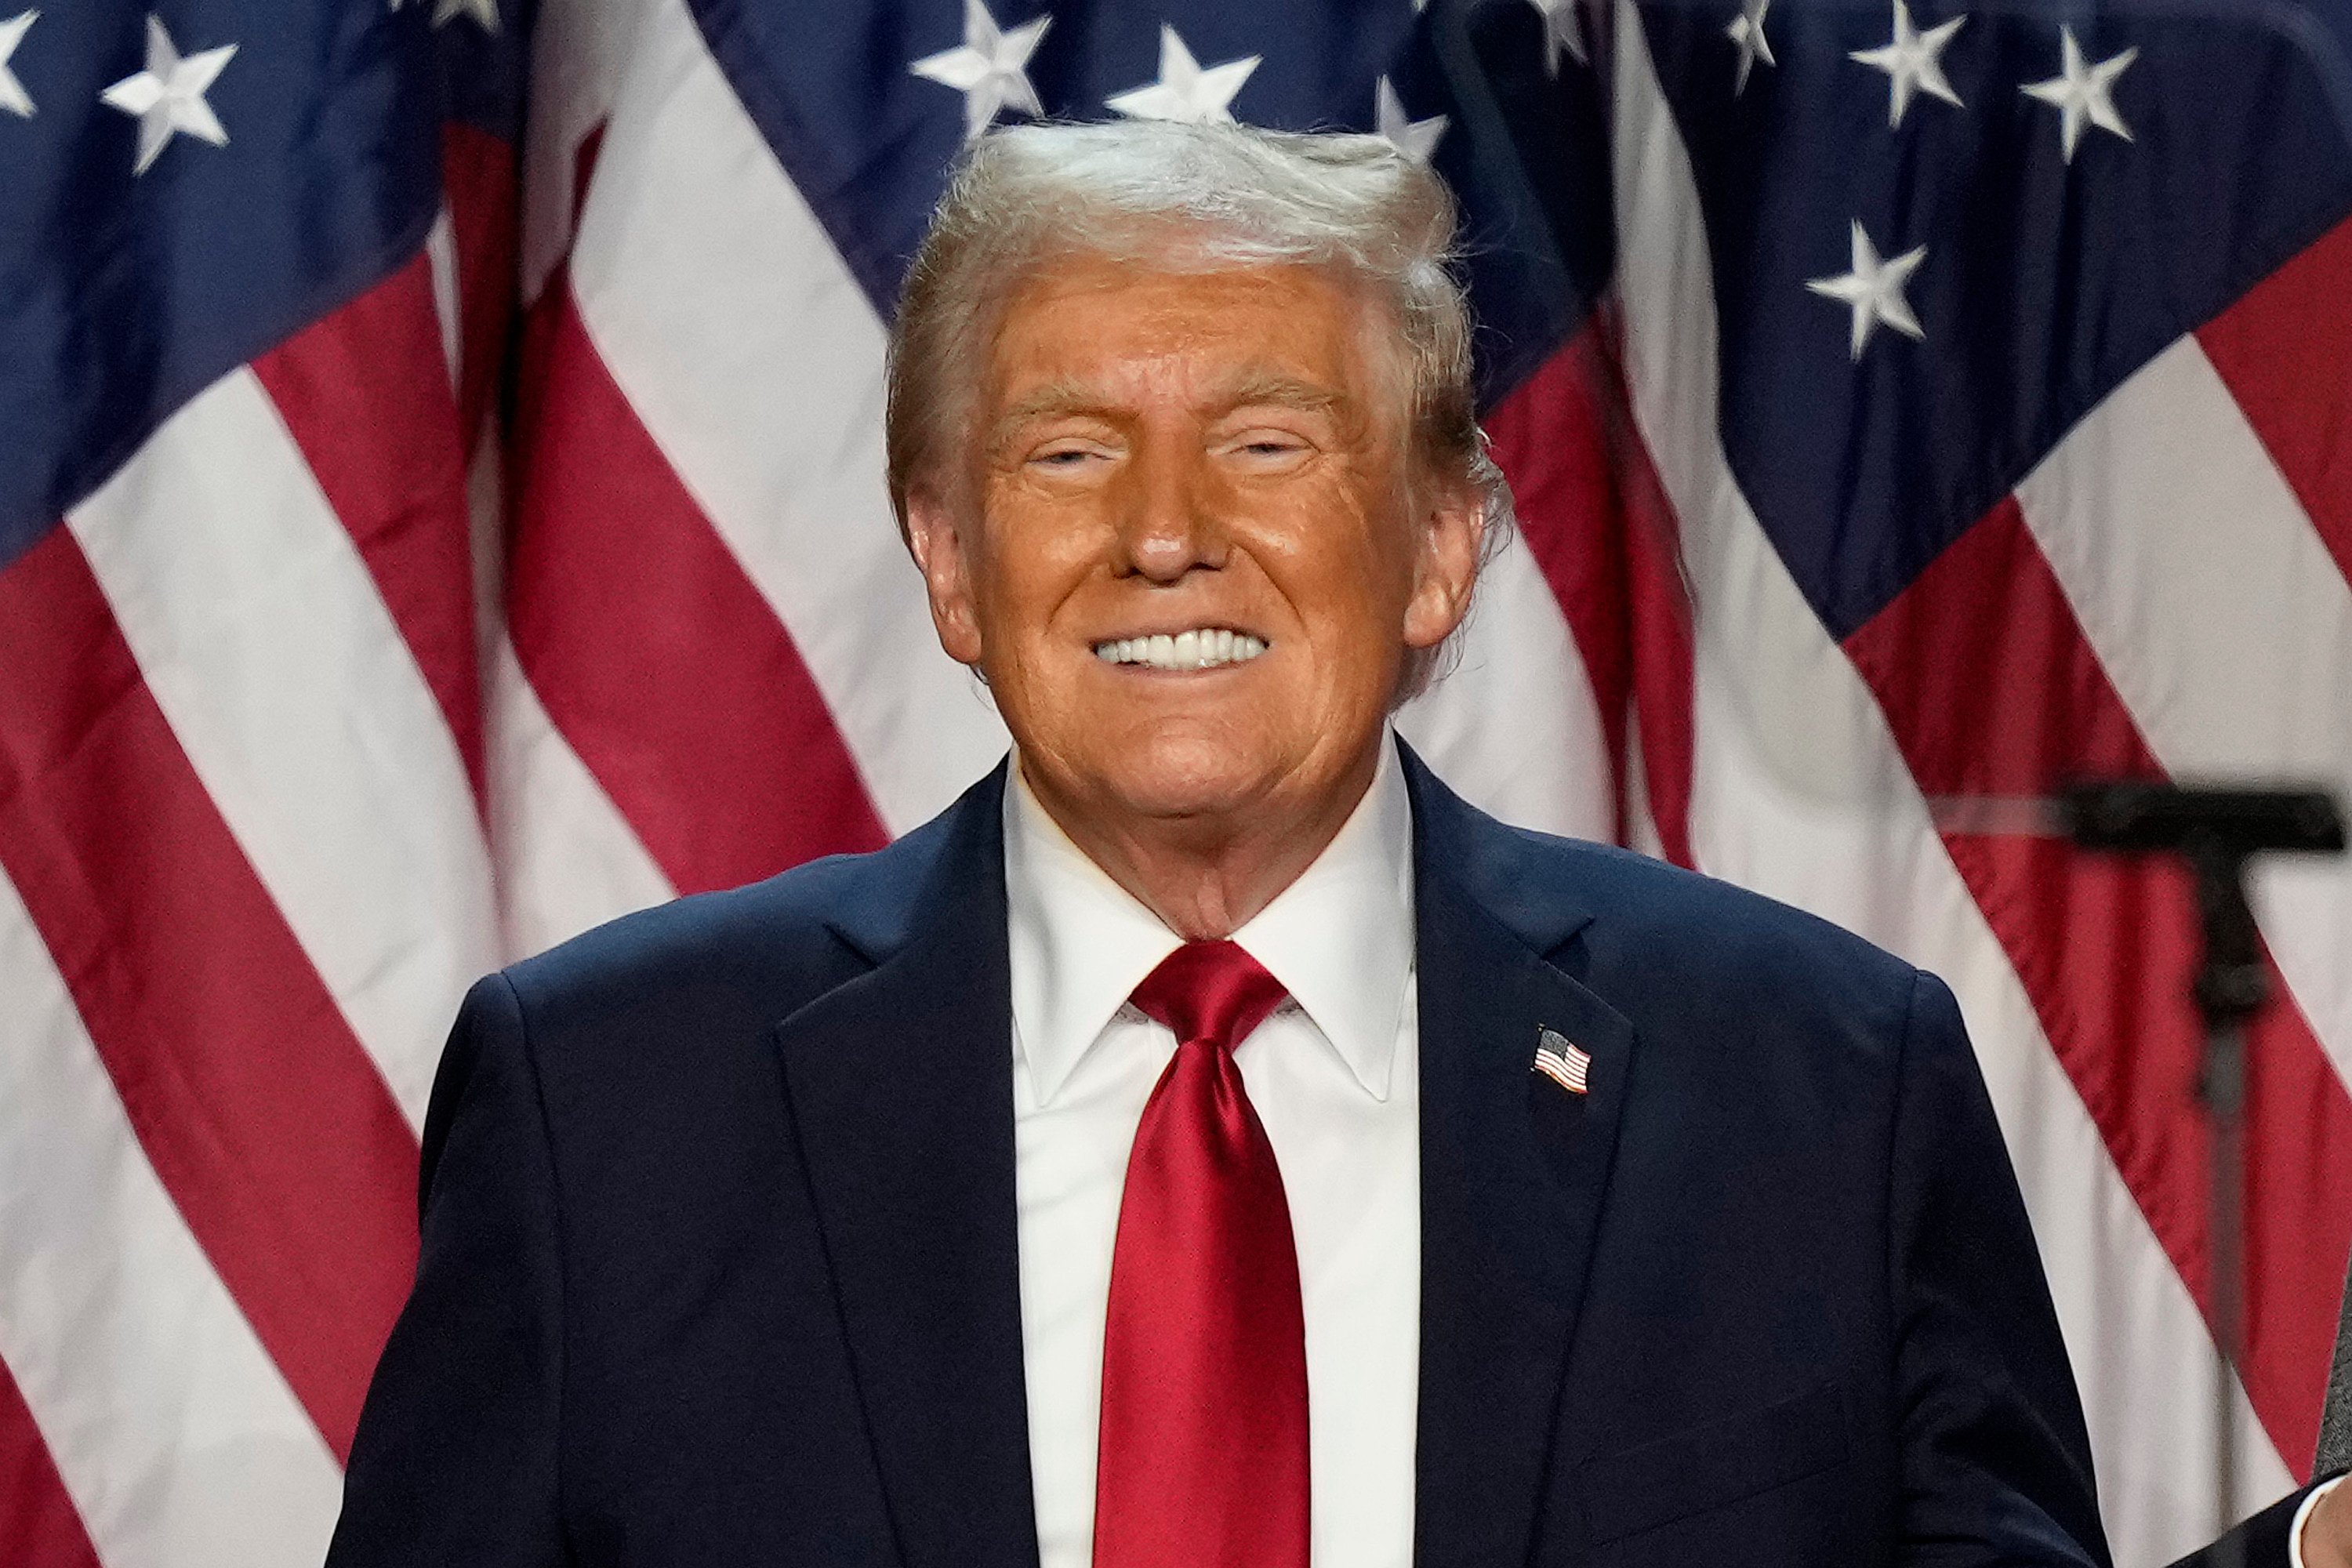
[1112,434,1222,585]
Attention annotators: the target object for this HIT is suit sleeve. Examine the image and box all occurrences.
[1889,970,2113,1567]
[325,973,568,1567]
[2161,1483,2332,1568]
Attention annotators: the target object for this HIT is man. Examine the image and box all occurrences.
[338,120,2161,1566]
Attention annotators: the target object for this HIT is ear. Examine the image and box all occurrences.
[904,491,986,666]
[1402,477,1485,652]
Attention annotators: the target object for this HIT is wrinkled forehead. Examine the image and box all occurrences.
[976,249,1410,426]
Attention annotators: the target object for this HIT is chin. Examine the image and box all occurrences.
[1088,730,1283,823]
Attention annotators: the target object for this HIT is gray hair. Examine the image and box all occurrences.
[884,120,1513,692]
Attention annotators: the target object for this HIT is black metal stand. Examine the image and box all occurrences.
[2063,783,2346,1566]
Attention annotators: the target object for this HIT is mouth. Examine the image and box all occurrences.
[1091,627,1269,672]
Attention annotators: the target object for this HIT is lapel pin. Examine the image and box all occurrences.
[1533,1026,1592,1095]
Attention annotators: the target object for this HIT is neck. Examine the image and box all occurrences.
[1019,741,1384,942]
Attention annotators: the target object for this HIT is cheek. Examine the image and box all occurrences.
[965,500,1109,673]
[1274,498,1421,637]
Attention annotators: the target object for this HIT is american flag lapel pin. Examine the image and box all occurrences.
[1532,1026,1592,1095]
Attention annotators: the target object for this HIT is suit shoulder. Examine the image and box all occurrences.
[1500,826,1925,1012]
[499,811,954,1025]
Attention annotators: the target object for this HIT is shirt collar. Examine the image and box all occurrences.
[1004,734,1417,1107]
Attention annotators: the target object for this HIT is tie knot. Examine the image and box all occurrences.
[1129,941,1289,1054]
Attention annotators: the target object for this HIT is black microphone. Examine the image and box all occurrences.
[2053,779,2349,1549]
[2058,782,2347,858]
[2058,782,2345,1028]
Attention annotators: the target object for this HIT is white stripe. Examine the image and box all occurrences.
[0,873,342,1568]
[456,414,659,967]
[565,0,1009,837]
[1622,705,1667,859]
[426,207,462,394]
[518,0,644,307]
[485,632,676,961]
[67,369,498,1128]
[2014,340,2352,1089]
[1398,528,1617,841]
[1608,9,2292,1562]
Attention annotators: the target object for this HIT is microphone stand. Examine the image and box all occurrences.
[2062,783,2347,1566]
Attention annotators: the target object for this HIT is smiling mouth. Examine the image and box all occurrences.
[1091,628,1269,672]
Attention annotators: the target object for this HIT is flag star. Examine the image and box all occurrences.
[432,0,499,30]
[100,16,234,175]
[911,0,1050,141]
[1529,0,1586,75]
[1374,75,1446,164]
[2021,26,2136,162]
[0,9,34,118]
[1105,24,1257,125]
[1726,0,1775,96]
[1807,220,1928,360]
[1849,0,1965,128]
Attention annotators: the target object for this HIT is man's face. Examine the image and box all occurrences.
[906,252,1481,837]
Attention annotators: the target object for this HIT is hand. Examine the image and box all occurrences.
[2307,1479,2352,1568]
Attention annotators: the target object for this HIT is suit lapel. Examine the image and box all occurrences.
[1406,753,1638,1568]
[773,766,1040,1568]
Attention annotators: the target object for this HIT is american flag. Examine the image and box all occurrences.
[1534,1026,1593,1094]
[2,0,2347,1564]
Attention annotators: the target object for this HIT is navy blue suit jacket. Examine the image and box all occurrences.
[328,748,2111,1566]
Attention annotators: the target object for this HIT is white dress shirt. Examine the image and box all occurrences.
[1004,737,1421,1568]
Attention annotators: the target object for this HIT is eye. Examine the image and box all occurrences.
[1220,428,1316,470]
[1027,441,1113,472]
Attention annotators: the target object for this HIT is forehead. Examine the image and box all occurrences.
[985,252,1380,404]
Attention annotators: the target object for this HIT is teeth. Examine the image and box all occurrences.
[1091,629,1268,670]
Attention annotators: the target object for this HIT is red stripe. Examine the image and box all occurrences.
[1846,498,2352,1475]
[251,256,485,803]
[440,122,521,448]
[1488,319,1697,862]
[1617,417,1697,870]
[1487,327,1630,836]
[506,279,887,894]
[0,1354,101,1568]
[2196,215,2352,586]
[0,528,422,1462]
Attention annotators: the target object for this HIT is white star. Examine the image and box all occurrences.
[1374,75,1446,164]
[1105,25,1257,125]
[1806,220,1928,360]
[1849,0,1965,128]
[1726,0,1775,96]
[0,10,35,118]
[432,0,499,31]
[2021,26,2136,162]
[100,16,234,176]
[911,0,1050,141]
[1529,0,1586,75]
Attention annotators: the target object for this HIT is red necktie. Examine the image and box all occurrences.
[1094,941,1310,1568]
